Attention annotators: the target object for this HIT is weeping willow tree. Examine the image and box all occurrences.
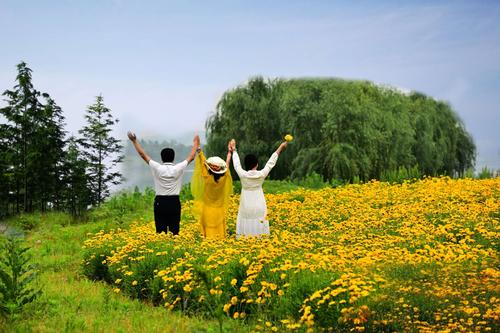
[205,77,476,182]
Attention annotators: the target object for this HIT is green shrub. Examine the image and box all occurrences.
[381,165,421,183]
[82,248,113,283]
[0,237,41,317]
[88,187,155,224]
[180,183,194,201]
[294,172,329,189]
[478,166,493,179]
[464,168,475,178]
[263,180,300,193]
[233,179,300,194]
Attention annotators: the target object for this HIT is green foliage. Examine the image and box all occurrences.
[62,137,91,217]
[232,179,301,195]
[16,215,37,231]
[478,166,493,179]
[193,267,224,333]
[0,237,41,316]
[236,176,330,195]
[464,168,475,178]
[5,187,156,232]
[4,211,74,233]
[78,95,124,207]
[263,180,301,193]
[293,172,330,189]
[180,183,194,201]
[380,165,421,184]
[0,62,67,214]
[206,77,476,182]
[270,270,334,322]
[87,187,155,225]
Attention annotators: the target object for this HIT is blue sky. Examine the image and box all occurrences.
[1,0,499,170]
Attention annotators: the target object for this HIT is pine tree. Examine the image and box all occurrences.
[78,95,123,206]
[35,94,67,211]
[0,124,14,218]
[61,137,90,216]
[1,62,68,213]
[0,62,41,213]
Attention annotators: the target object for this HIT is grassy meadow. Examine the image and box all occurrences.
[1,177,499,332]
[0,189,250,333]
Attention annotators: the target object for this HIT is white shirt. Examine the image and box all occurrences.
[148,159,188,195]
[232,151,278,190]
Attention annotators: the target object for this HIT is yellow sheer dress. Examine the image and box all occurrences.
[191,151,232,239]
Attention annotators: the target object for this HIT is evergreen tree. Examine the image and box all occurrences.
[32,94,67,211]
[0,62,41,212]
[0,124,13,218]
[0,62,68,213]
[61,137,90,216]
[78,95,123,206]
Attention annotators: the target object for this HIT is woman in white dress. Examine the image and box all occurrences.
[230,139,288,237]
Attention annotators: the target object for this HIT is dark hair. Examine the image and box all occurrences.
[161,148,175,163]
[244,154,258,170]
[208,169,224,183]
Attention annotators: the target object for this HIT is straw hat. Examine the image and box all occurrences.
[205,156,227,174]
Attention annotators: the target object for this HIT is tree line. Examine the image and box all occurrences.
[205,77,476,182]
[0,62,122,218]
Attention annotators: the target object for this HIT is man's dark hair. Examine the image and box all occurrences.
[161,148,175,163]
[244,154,258,170]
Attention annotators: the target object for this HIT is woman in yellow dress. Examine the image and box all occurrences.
[191,141,233,239]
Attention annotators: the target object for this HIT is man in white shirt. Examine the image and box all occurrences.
[127,131,200,235]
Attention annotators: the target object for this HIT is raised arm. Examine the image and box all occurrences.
[196,149,210,178]
[128,131,151,164]
[225,140,232,169]
[261,141,287,178]
[185,135,200,164]
[230,139,245,177]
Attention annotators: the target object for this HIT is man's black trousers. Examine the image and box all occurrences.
[154,195,181,235]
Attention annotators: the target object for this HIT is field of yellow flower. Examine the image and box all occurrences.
[83,177,500,332]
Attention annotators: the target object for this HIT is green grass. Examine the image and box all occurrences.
[0,192,252,333]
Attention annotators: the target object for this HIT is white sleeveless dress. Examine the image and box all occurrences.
[232,151,278,237]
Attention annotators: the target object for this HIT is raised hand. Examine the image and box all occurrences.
[128,131,151,163]
[193,134,201,147]
[127,131,137,142]
[276,141,288,155]
[229,139,236,151]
